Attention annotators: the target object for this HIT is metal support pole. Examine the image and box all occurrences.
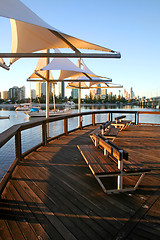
[78,58,82,127]
[46,82,50,118]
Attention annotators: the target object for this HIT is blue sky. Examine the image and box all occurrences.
[0,0,160,98]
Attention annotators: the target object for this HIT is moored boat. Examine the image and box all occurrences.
[25,107,74,117]
[63,101,75,109]
[15,103,32,111]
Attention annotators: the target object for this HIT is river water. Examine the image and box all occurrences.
[0,104,159,181]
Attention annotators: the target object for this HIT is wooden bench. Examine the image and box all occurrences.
[90,121,119,141]
[111,115,132,130]
[78,134,150,194]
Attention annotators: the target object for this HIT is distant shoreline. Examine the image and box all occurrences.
[0,103,127,108]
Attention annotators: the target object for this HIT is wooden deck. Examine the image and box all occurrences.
[0,125,160,240]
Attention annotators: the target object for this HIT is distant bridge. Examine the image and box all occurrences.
[139,96,160,108]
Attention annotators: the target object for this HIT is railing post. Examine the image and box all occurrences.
[79,115,83,130]
[135,112,137,125]
[64,118,68,135]
[108,113,110,121]
[111,113,113,122]
[92,113,95,126]
[42,121,47,145]
[137,112,139,125]
[15,129,22,161]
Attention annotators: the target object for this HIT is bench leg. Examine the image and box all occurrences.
[95,172,147,194]
[95,176,107,193]
[117,175,123,190]
[134,173,145,190]
[117,158,123,190]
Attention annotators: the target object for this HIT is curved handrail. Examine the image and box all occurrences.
[0,110,159,148]
[0,109,159,196]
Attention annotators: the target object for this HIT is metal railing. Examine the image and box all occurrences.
[0,110,159,196]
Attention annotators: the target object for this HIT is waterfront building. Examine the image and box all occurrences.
[101,88,107,99]
[1,91,8,100]
[95,84,101,99]
[31,89,36,99]
[36,83,41,98]
[108,92,113,100]
[36,82,52,97]
[8,86,25,100]
[71,88,78,99]
[58,82,65,99]
[41,82,46,96]
[130,87,133,99]
[89,89,96,99]
[20,86,25,100]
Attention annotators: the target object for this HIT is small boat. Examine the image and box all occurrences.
[25,107,74,117]
[63,101,75,109]
[15,103,32,111]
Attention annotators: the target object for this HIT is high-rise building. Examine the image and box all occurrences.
[36,83,41,98]
[95,84,101,99]
[20,86,25,100]
[108,92,113,100]
[8,86,25,100]
[130,87,133,99]
[1,91,8,100]
[89,89,96,99]
[41,82,46,96]
[31,89,36,99]
[58,82,65,99]
[101,88,107,100]
[36,82,52,97]
[71,89,78,99]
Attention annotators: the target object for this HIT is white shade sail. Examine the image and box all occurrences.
[67,78,123,89]
[28,50,55,82]
[66,60,112,89]
[0,0,118,65]
[40,50,109,81]
[0,58,5,65]
[0,58,10,70]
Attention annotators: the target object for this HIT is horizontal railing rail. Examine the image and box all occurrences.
[0,110,159,196]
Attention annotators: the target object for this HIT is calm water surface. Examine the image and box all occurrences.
[0,105,159,133]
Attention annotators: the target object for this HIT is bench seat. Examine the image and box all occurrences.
[111,120,132,130]
[90,121,119,141]
[78,145,120,176]
[78,134,150,194]
[103,127,120,138]
[111,115,132,130]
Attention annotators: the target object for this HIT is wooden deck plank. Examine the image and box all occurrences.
[3,185,38,240]
[0,218,13,240]
[6,181,51,240]
[19,158,118,238]
[11,170,76,240]
[17,165,103,240]
[0,125,160,239]
[9,174,62,240]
